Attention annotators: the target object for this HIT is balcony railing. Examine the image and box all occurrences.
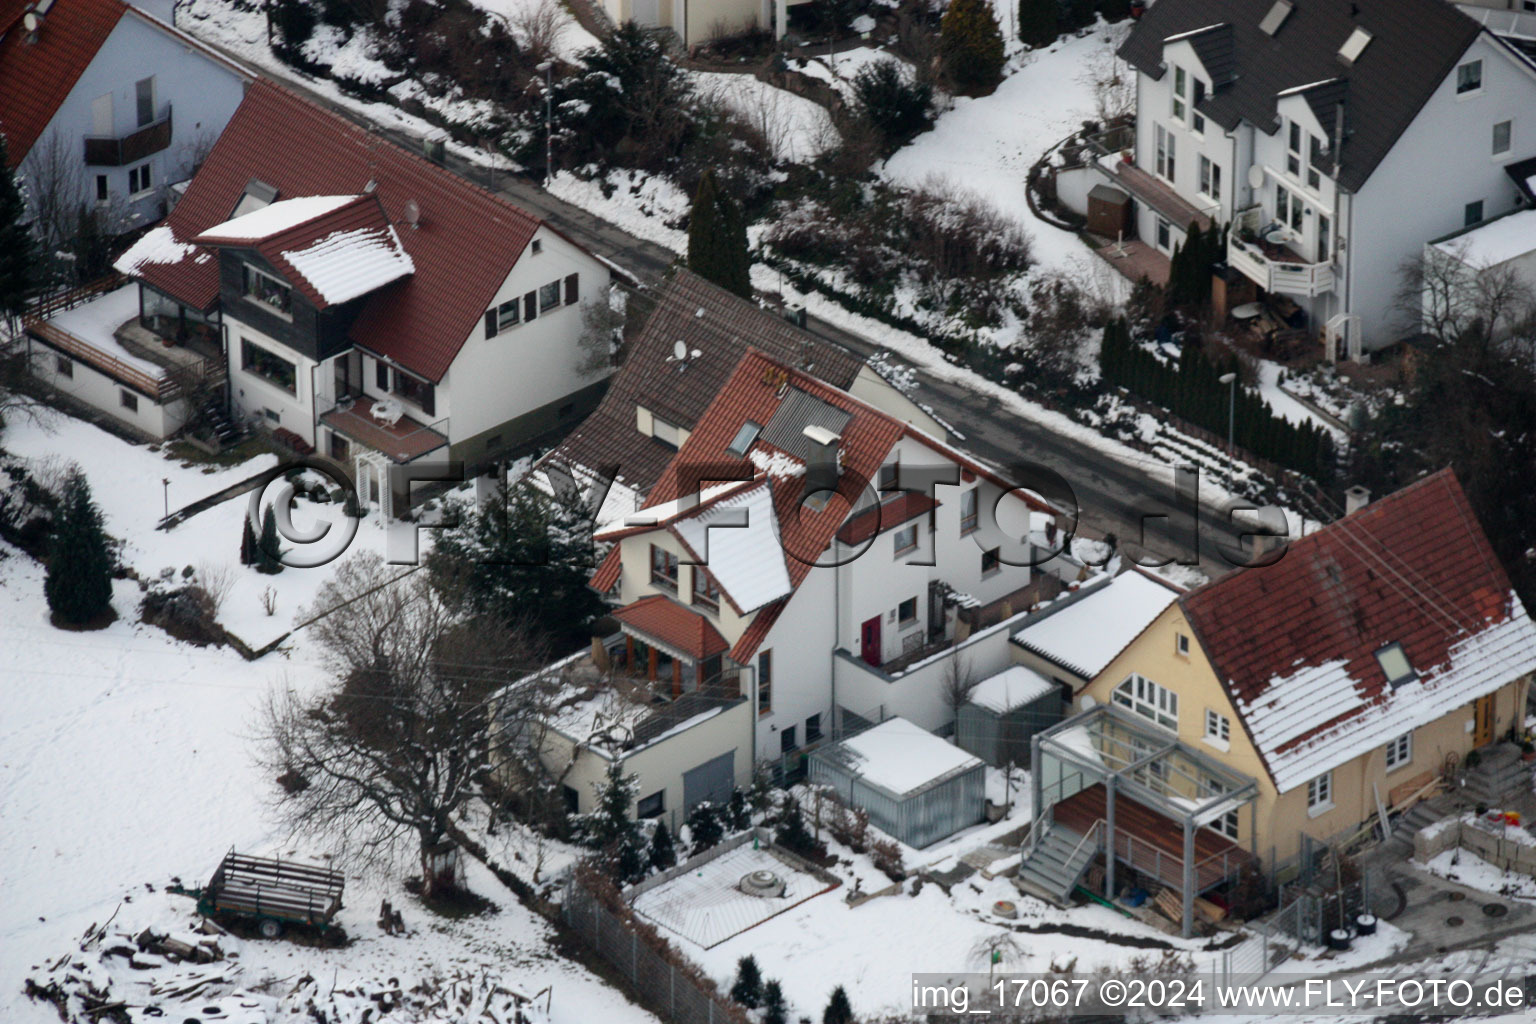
[1228,204,1335,297]
[84,105,172,167]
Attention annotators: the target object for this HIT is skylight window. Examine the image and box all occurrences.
[727,421,762,457]
[1375,642,1416,688]
[1338,27,1373,64]
[229,179,277,219]
[1259,0,1293,36]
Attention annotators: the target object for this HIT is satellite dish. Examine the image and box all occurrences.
[672,339,687,361]
[22,10,39,30]
[402,198,420,228]
[1247,165,1265,191]
[1078,694,1098,711]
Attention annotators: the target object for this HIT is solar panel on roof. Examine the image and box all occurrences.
[759,388,851,461]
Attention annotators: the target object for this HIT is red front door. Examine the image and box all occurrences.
[861,615,882,667]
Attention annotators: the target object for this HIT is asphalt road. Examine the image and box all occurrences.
[217,51,1256,576]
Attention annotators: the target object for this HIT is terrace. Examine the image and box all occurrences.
[1228,205,1335,297]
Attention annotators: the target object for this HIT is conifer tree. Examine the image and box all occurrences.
[686,800,725,856]
[774,794,816,855]
[255,506,284,574]
[941,0,1006,95]
[239,515,257,566]
[579,759,646,881]
[687,169,752,299]
[731,955,764,1009]
[45,470,114,626]
[649,821,677,872]
[0,136,35,327]
[763,980,789,1024]
[1017,0,1059,48]
[728,787,752,831]
[823,985,854,1024]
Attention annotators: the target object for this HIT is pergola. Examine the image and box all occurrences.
[1029,703,1260,937]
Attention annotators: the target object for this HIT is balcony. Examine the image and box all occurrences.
[320,394,448,463]
[84,105,172,167]
[1228,205,1335,297]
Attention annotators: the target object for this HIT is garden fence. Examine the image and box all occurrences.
[563,874,749,1024]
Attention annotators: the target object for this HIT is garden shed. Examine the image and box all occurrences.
[808,717,985,848]
[956,665,1061,767]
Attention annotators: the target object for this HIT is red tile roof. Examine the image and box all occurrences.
[121,80,552,382]
[1182,468,1536,788]
[193,194,410,311]
[590,547,622,593]
[0,0,127,167]
[613,594,730,661]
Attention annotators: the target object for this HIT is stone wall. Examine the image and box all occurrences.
[1414,815,1536,876]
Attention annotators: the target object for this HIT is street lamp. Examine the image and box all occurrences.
[161,477,170,520]
[537,61,553,189]
[1219,372,1237,454]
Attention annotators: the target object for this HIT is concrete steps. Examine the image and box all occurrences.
[1460,744,1533,808]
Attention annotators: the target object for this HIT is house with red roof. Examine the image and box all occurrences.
[526,348,1074,830]
[1020,468,1536,936]
[0,0,251,239]
[38,80,613,488]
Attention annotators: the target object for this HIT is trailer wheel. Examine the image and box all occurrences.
[258,917,283,939]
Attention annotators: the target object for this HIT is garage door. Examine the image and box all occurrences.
[682,750,735,812]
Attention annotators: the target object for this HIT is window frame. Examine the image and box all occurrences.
[636,790,665,819]
[538,280,561,312]
[758,650,773,715]
[1113,672,1178,731]
[1306,135,1323,191]
[1286,120,1302,176]
[1307,771,1333,815]
[1204,708,1231,746]
[1191,77,1207,135]
[241,263,292,319]
[781,725,798,754]
[1172,66,1188,124]
[1176,632,1191,657]
[393,370,435,417]
[1155,124,1176,182]
[691,566,720,611]
[135,76,155,127]
[1493,120,1512,157]
[893,523,918,557]
[127,162,153,198]
[897,596,918,627]
[55,355,73,378]
[240,337,297,394]
[805,713,822,743]
[1375,641,1417,687]
[1198,155,1221,203]
[649,543,679,590]
[119,389,138,412]
[960,488,979,534]
[1464,200,1484,227]
[1385,731,1412,772]
[1456,59,1483,96]
[980,546,1001,577]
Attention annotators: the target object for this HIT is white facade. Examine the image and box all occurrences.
[1120,26,1536,353]
[27,342,188,438]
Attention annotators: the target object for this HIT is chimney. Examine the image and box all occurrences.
[1345,485,1370,516]
[802,425,841,498]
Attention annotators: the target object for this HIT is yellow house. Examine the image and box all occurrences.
[1021,468,1536,936]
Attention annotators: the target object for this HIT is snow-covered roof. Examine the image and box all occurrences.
[1434,209,1536,268]
[968,665,1058,714]
[671,480,792,614]
[1013,569,1181,679]
[113,225,209,278]
[829,718,982,798]
[196,194,361,242]
[281,224,415,306]
[1242,602,1536,792]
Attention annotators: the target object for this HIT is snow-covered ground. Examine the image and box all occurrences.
[0,410,436,649]
[788,46,903,101]
[693,71,837,164]
[883,25,1125,276]
[470,0,601,61]
[1421,847,1536,900]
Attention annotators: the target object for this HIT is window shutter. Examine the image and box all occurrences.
[376,362,390,391]
[524,291,537,321]
[485,310,497,339]
[565,273,579,305]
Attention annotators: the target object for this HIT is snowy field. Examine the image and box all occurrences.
[0,411,420,649]
[631,844,836,948]
[693,71,837,164]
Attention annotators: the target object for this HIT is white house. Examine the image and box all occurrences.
[104,81,611,497]
[1088,0,1536,357]
[531,348,1079,822]
[601,0,812,47]
[0,0,252,234]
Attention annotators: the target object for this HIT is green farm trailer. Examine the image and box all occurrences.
[182,851,344,938]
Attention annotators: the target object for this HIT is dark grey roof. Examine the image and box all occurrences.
[759,387,852,461]
[1188,24,1237,87]
[1119,0,1483,192]
[544,269,863,499]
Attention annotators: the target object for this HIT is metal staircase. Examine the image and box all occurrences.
[1016,821,1101,903]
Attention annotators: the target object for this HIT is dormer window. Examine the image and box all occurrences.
[1338,27,1372,65]
[241,263,291,317]
[1259,0,1292,36]
[1375,642,1417,688]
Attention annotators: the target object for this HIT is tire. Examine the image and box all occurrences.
[258,917,283,939]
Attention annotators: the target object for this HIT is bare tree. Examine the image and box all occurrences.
[1077,38,1136,124]
[507,0,572,68]
[1403,242,1536,353]
[258,552,549,898]
[18,129,84,254]
[941,650,978,719]
[196,559,236,616]
[574,296,625,377]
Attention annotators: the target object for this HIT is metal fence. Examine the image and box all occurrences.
[563,874,748,1024]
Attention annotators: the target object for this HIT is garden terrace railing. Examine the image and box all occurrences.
[25,318,176,402]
